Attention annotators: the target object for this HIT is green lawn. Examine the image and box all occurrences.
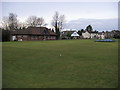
[2,40,118,88]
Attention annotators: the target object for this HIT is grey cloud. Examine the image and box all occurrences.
[64,18,118,31]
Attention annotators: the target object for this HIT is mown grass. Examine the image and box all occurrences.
[2,39,118,88]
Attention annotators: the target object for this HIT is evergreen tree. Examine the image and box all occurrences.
[85,25,93,32]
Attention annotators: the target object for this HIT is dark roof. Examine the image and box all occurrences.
[62,31,75,35]
[11,27,56,36]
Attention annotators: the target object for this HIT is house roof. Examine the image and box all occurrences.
[11,27,56,36]
[62,31,75,35]
[61,31,75,37]
[71,32,79,37]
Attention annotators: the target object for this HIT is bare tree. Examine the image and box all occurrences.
[26,16,38,27]
[2,13,19,30]
[2,16,9,30]
[51,11,60,39]
[26,16,45,27]
[58,15,65,30]
[51,11,65,39]
[8,13,18,30]
[37,17,45,27]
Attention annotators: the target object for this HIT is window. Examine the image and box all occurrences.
[31,36,35,39]
[23,35,27,38]
[47,36,50,39]
[17,35,22,38]
[31,36,37,39]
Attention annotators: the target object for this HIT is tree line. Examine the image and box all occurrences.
[1,12,120,40]
[1,11,65,39]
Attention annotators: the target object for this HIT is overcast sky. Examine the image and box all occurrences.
[1,2,118,31]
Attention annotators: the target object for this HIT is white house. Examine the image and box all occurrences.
[71,32,79,39]
[91,33,98,39]
[82,31,91,39]
[82,30,105,39]
[97,33,105,39]
[101,34,105,39]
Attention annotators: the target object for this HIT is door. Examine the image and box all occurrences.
[12,36,16,41]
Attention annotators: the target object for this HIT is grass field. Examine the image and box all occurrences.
[2,39,118,88]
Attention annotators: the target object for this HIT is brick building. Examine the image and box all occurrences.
[10,27,57,41]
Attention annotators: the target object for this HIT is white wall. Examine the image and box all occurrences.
[82,31,91,38]
[91,33,97,39]
[101,34,105,39]
[97,33,105,39]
